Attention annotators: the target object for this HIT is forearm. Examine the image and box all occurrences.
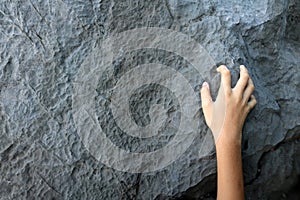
[216,131,244,200]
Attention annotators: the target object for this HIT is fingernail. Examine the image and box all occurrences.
[202,82,208,88]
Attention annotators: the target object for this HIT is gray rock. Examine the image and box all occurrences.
[0,0,299,199]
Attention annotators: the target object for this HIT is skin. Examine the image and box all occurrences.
[200,65,257,200]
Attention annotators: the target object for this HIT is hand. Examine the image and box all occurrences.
[200,65,257,145]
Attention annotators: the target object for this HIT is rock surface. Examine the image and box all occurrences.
[0,0,299,199]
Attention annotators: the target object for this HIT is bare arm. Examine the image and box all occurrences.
[200,65,257,200]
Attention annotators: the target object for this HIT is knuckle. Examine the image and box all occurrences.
[248,98,257,109]
[224,90,232,98]
[242,72,249,80]
[249,84,255,92]
[241,98,247,107]
[253,98,257,105]
[246,107,251,114]
[223,68,230,76]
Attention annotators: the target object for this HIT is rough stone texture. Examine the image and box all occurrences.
[0,0,299,199]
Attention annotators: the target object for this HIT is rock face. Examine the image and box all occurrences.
[0,0,299,199]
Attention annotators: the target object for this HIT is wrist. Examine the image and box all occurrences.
[216,138,241,151]
[216,137,242,160]
[215,128,242,150]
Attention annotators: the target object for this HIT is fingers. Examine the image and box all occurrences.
[247,95,257,111]
[235,65,250,93]
[216,65,231,95]
[200,82,213,126]
[243,78,255,103]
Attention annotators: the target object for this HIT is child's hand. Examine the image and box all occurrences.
[200,65,257,145]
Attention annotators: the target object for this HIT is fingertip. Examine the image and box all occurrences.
[248,95,257,109]
[217,65,227,72]
[202,81,209,88]
[201,82,210,96]
[252,95,257,105]
[217,65,231,80]
[200,82,212,103]
[240,65,249,73]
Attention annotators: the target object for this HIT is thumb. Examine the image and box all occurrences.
[200,82,213,126]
